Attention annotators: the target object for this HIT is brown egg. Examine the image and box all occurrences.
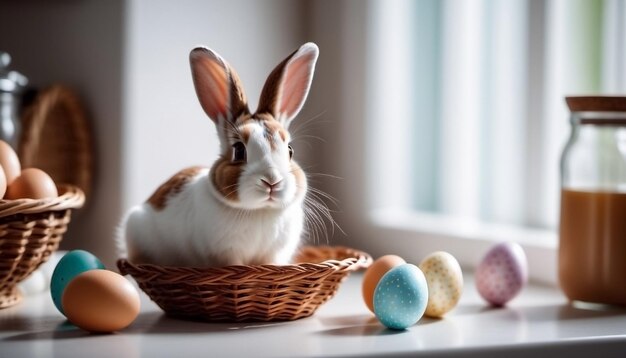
[0,140,21,184]
[362,254,406,313]
[62,270,141,332]
[5,168,58,199]
[0,166,6,199]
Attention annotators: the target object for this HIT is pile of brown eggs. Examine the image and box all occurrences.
[0,140,58,200]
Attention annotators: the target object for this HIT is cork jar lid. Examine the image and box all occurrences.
[566,96,626,112]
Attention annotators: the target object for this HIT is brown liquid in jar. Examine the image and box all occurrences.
[559,189,626,305]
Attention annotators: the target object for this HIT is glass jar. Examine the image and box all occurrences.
[0,52,28,150]
[559,96,626,305]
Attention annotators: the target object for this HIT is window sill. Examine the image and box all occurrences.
[3,271,626,357]
[368,208,558,285]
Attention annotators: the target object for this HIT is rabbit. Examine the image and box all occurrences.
[118,42,319,267]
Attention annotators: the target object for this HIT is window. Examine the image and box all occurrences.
[361,0,626,283]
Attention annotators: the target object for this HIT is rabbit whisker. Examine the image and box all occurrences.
[305,172,343,180]
[292,134,327,144]
[307,187,341,206]
[297,182,345,245]
[289,110,328,137]
[224,184,240,198]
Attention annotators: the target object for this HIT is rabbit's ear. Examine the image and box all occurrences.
[190,47,249,123]
[257,43,319,128]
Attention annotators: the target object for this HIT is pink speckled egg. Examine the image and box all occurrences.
[476,242,528,306]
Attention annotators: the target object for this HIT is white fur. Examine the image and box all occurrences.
[120,122,307,267]
[121,168,305,267]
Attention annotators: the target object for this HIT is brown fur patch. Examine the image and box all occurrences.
[263,120,289,143]
[247,114,288,150]
[235,113,252,126]
[228,114,254,143]
[240,125,252,144]
[227,66,250,119]
[256,47,302,116]
[148,166,204,210]
[254,112,274,122]
[210,157,243,201]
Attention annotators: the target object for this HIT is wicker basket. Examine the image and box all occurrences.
[0,185,85,308]
[118,246,372,322]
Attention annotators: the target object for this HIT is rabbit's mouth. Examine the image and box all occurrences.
[264,192,283,206]
[256,179,286,204]
[259,191,292,209]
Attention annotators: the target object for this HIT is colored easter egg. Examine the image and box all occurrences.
[419,251,463,317]
[475,242,528,306]
[373,264,428,330]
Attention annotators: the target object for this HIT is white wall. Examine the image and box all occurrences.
[298,0,367,248]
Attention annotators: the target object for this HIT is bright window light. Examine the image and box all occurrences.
[363,0,622,283]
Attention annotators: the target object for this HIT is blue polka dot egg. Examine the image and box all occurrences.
[373,263,428,330]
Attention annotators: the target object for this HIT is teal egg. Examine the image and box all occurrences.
[50,250,105,315]
[373,264,428,330]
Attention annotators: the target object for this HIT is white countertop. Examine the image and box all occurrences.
[2,272,626,358]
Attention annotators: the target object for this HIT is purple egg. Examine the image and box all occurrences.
[476,242,528,306]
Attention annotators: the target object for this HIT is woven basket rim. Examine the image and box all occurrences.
[0,184,85,217]
[117,246,371,322]
[118,245,372,278]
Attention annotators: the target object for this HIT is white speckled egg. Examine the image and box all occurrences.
[476,242,528,306]
[373,264,428,330]
[419,251,463,318]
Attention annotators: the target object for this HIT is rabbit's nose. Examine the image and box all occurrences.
[261,178,283,190]
[260,170,284,190]
[264,169,282,183]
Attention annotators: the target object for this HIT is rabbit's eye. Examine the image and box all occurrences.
[232,142,246,162]
[288,144,294,160]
